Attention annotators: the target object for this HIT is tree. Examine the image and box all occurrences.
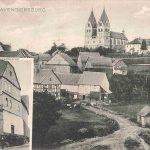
[109,75,133,103]
[45,42,57,55]
[32,91,61,146]
[141,39,147,50]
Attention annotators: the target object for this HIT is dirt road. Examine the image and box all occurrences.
[58,106,150,150]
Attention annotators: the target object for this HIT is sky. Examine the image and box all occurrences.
[0,0,150,53]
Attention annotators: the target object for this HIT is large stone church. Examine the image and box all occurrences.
[84,9,128,51]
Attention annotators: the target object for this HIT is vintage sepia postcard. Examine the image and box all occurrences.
[0,0,150,150]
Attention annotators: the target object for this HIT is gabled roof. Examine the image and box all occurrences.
[128,38,150,45]
[88,10,97,28]
[0,59,21,90]
[110,31,128,40]
[85,56,113,68]
[78,71,105,86]
[34,69,61,85]
[59,53,77,66]
[99,9,109,25]
[79,52,100,63]
[0,49,32,58]
[138,105,150,117]
[55,73,81,85]
[0,59,8,76]
[129,38,141,44]
[38,53,51,61]
[0,42,11,51]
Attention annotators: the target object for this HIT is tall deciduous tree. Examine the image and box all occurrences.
[33,91,61,146]
[141,39,147,50]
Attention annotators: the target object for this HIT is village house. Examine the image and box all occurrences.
[34,69,61,99]
[0,60,26,136]
[85,56,127,77]
[0,49,35,58]
[125,38,150,55]
[77,52,100,71]
[78,71,111,104]
[21,95,30,138]
[35,53,51,69]
[137,105,150,127]
[45,52,79,73]
[55,72,81,99]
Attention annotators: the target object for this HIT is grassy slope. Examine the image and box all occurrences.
[46,108,119,146]
[106,103,150,120]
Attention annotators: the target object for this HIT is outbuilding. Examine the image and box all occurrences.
[137,105,150,127]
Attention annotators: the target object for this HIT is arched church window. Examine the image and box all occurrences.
[88,23,90,27]
[98,29,100,32]
[101,29,103,32]
[99,23,102,26]
[89,30,91,32]
[87,30,88,32]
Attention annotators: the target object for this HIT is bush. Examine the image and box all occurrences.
[124,137,140,150]
[1,134,29,147]
[139,131,150,145]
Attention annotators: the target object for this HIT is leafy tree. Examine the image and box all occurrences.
[109,75,133,103]
[32,91,61,146]
[141,39,147,50]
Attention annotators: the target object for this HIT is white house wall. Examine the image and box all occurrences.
[61,85,79,93]
[3,111,24,135]
[78,85,100,95]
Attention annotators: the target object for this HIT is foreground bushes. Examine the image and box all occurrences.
[139,131,150,145]
[46,115,119,145]
[1,134,29,147]
[124,137,140,150]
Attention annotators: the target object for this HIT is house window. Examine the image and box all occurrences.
[11,125,15,134]
[18,104,20,112]
[5,98,8,107]
[10,71,12,76]
[9,100,12,109]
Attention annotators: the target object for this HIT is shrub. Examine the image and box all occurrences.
[1,134,29,147]
[124,137,140,150]
[139,131,150,145]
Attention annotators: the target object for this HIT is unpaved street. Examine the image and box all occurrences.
[58,106,150,150]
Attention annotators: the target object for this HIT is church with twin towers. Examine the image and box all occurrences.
[84,8,128,51]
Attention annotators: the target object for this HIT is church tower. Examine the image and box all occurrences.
[97,8,110,48]
[84,10,97,49]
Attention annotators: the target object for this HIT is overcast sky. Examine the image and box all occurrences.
[0,0,149,52]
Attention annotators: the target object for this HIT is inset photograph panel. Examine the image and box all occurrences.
[0,58,33,150]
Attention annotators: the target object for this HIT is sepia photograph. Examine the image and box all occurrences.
[0,58,33,150]
[0,0,150,150]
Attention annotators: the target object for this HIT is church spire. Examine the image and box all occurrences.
[99,8,109,25]
[88,10,97,28]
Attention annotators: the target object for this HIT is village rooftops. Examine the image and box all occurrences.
[0,49,33,58]
[55,72,81,85]
[0,59,21,90]
[85,56,113,68]
[47,52,77,67]
[38,53,51,61]
[110,31,128,41]
[78,71,112,93]
[79,52,100,63]
[138,105,150,117]
[128,38,150,45]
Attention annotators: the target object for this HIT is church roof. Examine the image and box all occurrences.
[88,10,97,28]
[99,9,109,25]
[110,31,128,40]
